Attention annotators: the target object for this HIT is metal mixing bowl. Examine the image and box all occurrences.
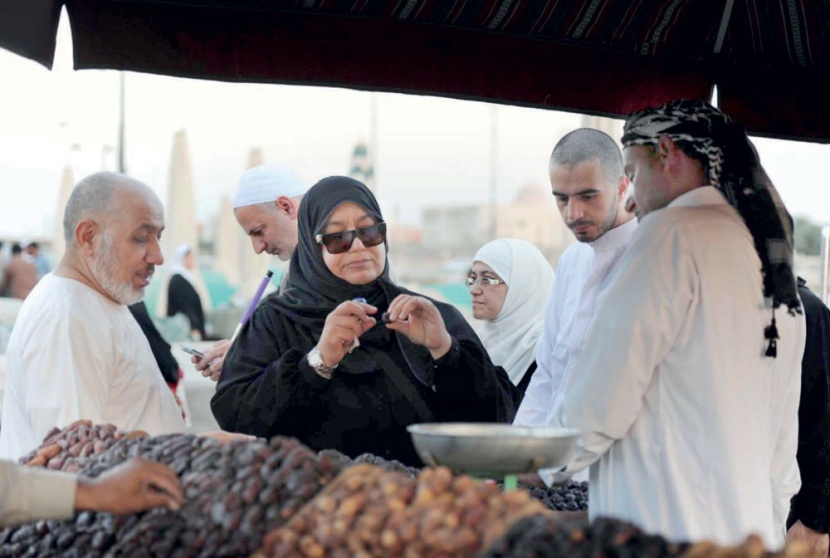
[407,423,581,476]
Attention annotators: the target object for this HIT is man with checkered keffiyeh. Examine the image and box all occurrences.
[551,100,806,548]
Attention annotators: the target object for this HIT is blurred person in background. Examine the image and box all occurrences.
[166,244,206,341]
[0,243,38,300]
[0,241,9,279]
[468,238,554,392]
[211,176,518,466]
[25,242,51,280]
[0,171,185,460]
[194,165,307,381]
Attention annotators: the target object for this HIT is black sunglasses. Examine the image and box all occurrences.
[315,222,387,254]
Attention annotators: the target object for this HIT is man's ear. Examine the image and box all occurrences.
[74,220,98,254]
[657,134,672,156]
[616,175,631,201]
[657,134,683,172]
[276,196,298,219]
[657,134,679,160]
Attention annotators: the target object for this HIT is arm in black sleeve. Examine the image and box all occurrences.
[791,284,830,534]
[128,302,180,385]
[431,303,522,423]
[210,307,330,438]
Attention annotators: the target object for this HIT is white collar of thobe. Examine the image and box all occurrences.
[667,185,728,209]
[588,216,638,253]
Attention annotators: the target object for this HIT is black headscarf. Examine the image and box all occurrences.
[267,175,434,385]
[274,175,391,325]
[622,99,801,357]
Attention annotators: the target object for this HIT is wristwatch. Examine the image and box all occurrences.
[307,347,337,380]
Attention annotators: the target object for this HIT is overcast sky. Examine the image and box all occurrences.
[0,13,828,239]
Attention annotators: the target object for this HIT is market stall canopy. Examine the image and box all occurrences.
[1,0,828,142]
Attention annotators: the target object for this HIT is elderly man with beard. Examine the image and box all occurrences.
[0,172,185,460]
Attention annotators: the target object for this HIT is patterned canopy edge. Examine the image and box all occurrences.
[0,0,828,142]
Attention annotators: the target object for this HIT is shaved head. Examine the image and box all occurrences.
[63,172,157,246]
[550,128,624,185]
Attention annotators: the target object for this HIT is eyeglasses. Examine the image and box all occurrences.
[316,222,387,254]
[465,275,504,288]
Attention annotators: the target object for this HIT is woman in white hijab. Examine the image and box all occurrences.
[167,244,206,340]
[468,239,554,392]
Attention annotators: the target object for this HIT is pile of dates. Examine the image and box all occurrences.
[318,448,588,513]
[18,420,133,473]
[518,479,589,513]
[482,514,688,558]
[256,464,546,558]
[0,434,343,557]
[317,448,422,477]
[482,514,817,558]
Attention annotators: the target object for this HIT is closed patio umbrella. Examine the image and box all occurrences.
[155,129,213,321]
[50,162,74,263]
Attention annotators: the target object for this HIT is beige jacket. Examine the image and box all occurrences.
[0,460,75,526]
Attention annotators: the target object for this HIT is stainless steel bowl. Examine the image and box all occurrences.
[407,423,581,476]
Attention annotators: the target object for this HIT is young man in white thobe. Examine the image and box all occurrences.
[0,172,186,460]
[513,129,635,453]
[555,100,805,548]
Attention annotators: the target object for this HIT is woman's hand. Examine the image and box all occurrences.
[315,300,378,367]
[787,520,829,555]
[384,295,452,359]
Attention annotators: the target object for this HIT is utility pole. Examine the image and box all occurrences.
[821,225,830,304]
[369,93,379,194]
[101,145,114,171]
[489,105,499,239]
[117,72,126,174]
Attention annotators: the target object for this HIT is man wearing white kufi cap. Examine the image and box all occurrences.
[233,165,307,261]
[194,165,307,381]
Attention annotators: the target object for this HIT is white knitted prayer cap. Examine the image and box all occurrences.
[232,165,306,209]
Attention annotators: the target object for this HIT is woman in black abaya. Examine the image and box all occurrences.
[211,176,519,465]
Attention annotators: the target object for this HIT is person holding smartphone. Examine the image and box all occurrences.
[193,165,307,381]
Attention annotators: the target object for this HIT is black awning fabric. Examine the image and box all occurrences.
[1,0,828,142]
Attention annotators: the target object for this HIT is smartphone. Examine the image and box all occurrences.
[182,346,205,359]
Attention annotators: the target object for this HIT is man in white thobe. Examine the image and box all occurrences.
[514,129,635,447]
[555,100,805,548]
[0,172,185,460]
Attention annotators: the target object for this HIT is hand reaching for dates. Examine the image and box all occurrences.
[74,457,183,514]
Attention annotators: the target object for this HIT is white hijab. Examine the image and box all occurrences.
[473,238,554,386]
[171,244,198,287]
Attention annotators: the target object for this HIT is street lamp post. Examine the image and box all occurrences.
[820,225,830,304]
[489,105,498,240]
[117,72,126,174]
